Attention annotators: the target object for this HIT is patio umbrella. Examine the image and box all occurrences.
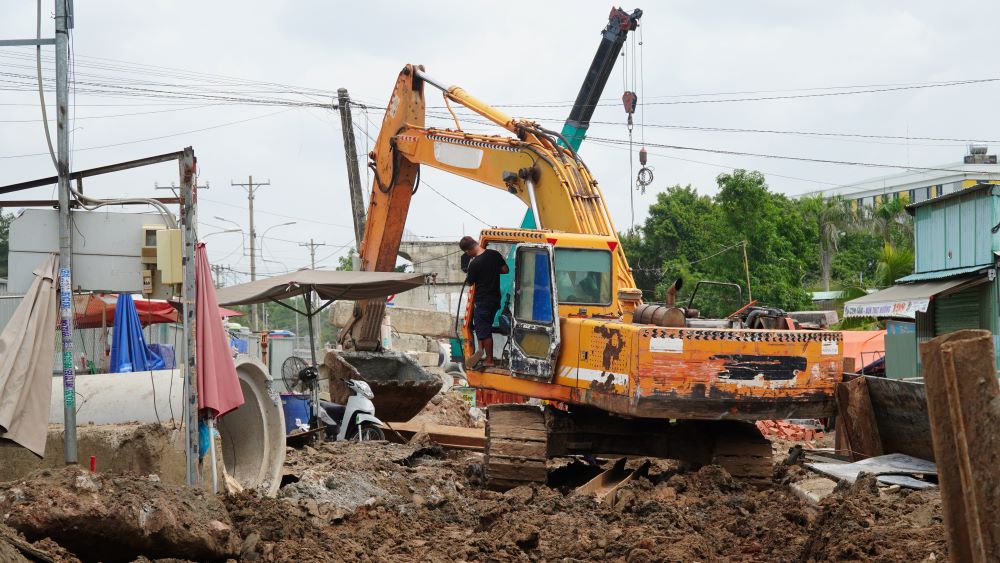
[0,254,58,456]
[216,269,425,434]
[109,294,165,373]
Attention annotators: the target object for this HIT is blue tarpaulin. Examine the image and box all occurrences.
[109,294,164,373]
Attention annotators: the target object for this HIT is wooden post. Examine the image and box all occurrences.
[921,330,1000,563]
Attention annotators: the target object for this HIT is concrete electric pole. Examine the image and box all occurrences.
[337,89,367,250]
[231,176,269,331]
[299,238,326,354]
[55,0,77,465]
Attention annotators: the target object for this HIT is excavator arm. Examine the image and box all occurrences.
[343,64,636,350]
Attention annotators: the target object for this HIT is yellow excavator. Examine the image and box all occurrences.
[342,64,843,489]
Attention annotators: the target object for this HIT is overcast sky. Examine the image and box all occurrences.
[2,1,998,280]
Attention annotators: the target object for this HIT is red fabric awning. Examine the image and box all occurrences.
[71,294,242,330]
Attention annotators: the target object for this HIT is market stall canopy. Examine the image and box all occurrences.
[843,277,980,319]
[72,294,241,329]
[215,270,426,306]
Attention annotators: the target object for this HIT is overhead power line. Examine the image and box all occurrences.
[588,136,989,173]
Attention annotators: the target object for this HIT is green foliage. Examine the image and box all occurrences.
[625,171,814,317]
[831,231,882,285]
[875,242,915,287]
[337,249,355,271]
[0,209,12,278]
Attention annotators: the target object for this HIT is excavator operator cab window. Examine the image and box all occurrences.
[554,248,612,305]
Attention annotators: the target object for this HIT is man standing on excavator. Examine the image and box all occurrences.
[460,236,508,368]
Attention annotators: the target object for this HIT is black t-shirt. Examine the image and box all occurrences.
[466,248,505,304]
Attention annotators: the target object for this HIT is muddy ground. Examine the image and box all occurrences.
[1,434,946,563]
[0,393,946,562]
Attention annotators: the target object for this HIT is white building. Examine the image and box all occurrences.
[797,146,1000,210]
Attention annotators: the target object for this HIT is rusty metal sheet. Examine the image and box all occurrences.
[863,376,934,461]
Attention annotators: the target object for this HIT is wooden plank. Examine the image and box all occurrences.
[487,438,547,460]
[488,427,548,442]
[835,377,883,460]
[388,422,485,449]
[922,330,1000,563]
[486,462,547,481]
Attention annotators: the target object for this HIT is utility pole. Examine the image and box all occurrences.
[179,148,199,487]
[55,0,77,466]
[337,89,366,250]
[299,238,326,354]
[231,176,269,331]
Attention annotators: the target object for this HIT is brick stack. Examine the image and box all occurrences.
[756,420,824,442]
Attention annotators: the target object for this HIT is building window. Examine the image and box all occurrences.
[906,189,914,202]
[863,196,874,207]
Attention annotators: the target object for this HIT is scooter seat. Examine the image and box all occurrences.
[319,400,346,421]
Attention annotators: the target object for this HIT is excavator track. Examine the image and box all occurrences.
[485,405,548,490]
[707,422,775,486]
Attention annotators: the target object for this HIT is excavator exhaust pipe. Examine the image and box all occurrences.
[666,277,683,307]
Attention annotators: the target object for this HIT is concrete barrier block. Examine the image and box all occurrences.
[392,332,430,353]
[406,351,440,367]
[330,302,456,339]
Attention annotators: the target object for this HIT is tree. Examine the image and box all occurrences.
[874,242,914,287]
[623,171,812,317]
[0,209,12,278]
[867,197,913,246]
[800,195,849,291]
[336,248,355,271]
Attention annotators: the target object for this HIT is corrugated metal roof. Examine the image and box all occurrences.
[896,265,989,283]
[905,182,996,213]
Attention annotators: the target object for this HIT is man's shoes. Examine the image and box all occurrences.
[465,349,485,369]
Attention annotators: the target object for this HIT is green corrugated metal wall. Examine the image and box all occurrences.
[933,285,987,334]
[913,187,998,273]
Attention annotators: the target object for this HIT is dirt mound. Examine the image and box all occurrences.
[800,473,947,561]
[234,441,946,562]
[407,390,480,428]
[1,439,946,562]
[0,467,239,563]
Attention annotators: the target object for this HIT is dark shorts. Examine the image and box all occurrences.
[472,300,500,341]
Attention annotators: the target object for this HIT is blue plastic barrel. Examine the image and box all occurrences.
[280,393,311,434]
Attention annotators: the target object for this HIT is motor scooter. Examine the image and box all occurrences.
[317,379,386,441]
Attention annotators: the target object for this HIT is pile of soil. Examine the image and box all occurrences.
[407,390,480,428]
[0,467,239,562]
[227,441,947,562]
[0,439,947,562]
[801,473,947,561]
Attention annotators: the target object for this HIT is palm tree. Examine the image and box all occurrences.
[801,195,849,291]
[875,242,914,287]
[868,197,913,244]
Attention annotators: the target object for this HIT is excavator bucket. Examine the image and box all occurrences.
[338,351,443,422]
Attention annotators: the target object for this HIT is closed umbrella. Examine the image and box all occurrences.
[0,254,58,456]
[109,294,164,373]
[196,242,244,418]
[196,243,244,494]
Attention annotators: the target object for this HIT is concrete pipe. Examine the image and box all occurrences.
[36,357,285,497]
[217,356,285,497]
